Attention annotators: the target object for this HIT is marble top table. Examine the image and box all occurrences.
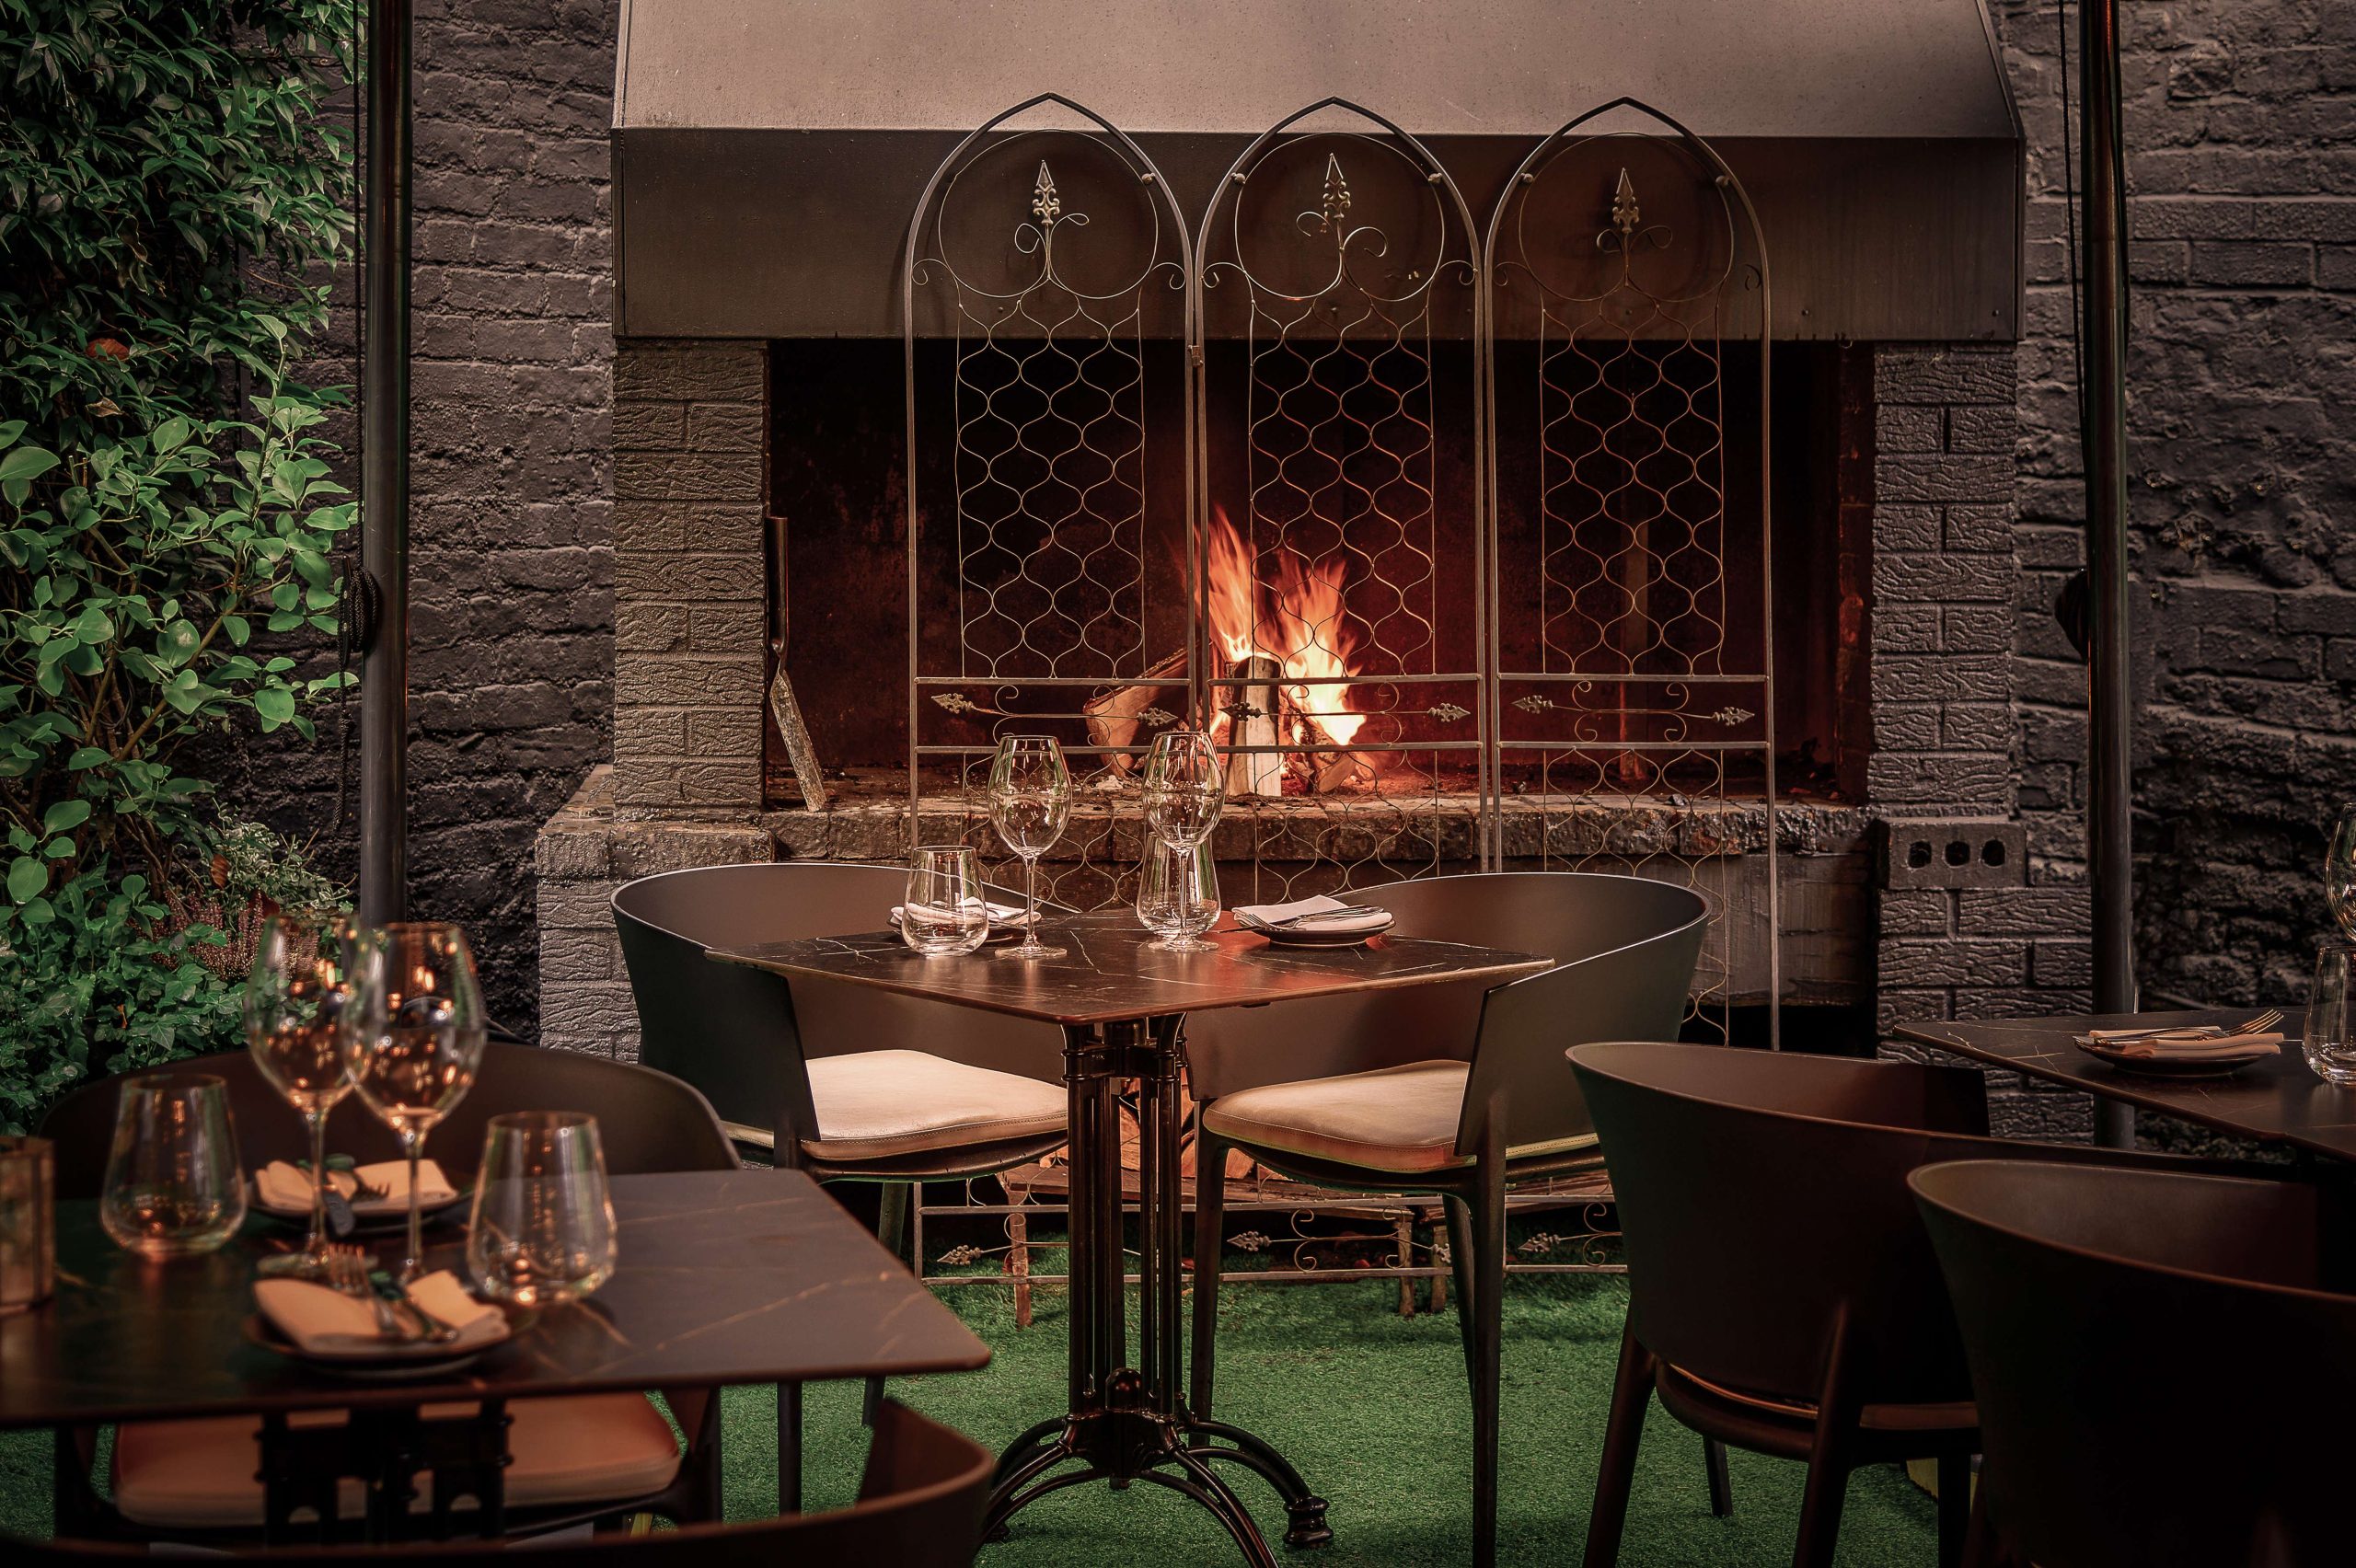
[713,910,1551,1566]
[1893,1008,2356,1163]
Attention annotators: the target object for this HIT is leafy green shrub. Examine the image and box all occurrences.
[1,0,356,1131]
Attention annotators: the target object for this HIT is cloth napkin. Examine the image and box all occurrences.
[2080,1026,2284,1060]
[255,1270,504,1355]
[891,900,1025,927]
[256,1159,457,1213]
[1234,895,1393,935]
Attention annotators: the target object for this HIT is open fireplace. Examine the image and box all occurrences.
[540,0,2031,1062]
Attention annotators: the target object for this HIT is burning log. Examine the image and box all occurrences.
[1313,747,1380,793]
[1083,648,1188,771]
[1223,654,1287,797]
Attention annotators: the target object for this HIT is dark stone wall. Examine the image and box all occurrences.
[1993,1,2356,1008]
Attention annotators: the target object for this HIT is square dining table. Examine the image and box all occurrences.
[712,909,1552,1568]
[0,1168,989,1539]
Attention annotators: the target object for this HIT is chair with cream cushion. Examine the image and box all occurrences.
[1184,870,1709,1568]
[613,861,1069,1419]
[39,1043,740,1543]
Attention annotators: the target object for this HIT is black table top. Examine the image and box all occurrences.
[1894,1009,2356,1163]
[0,1169,989,1429]
[711,910,1553,1027]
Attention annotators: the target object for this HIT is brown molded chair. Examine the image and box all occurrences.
[15,1399,992,1567]
[1912,1159,2356,1568]
[38,1043,739,1543]
[1566,1041,2258,1568]
[1185,871,1710,1568]
[611,861,1069,1423]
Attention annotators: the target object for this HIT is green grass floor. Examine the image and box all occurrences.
[1,1266,1937,1564]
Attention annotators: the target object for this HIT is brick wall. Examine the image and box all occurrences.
[1995,0,2356,1009]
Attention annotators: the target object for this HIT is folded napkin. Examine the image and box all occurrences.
[256,1159,456,1212]
[891,900,1025,927]
[1234,895,1393,935]
[255,1270,504,1355]
[2080,1027,2284,1060]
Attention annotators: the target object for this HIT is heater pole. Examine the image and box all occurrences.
[357,0,411,926]
[2080,0,2136,1144]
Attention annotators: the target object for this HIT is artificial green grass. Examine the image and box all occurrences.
[1,1267,1938,1563]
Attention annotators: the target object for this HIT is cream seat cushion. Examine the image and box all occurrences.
[802,1048,1066,1161]
[1201,1059,1599,1174]
[112,1391,681,1528]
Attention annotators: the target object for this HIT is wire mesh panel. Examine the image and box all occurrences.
[1195,99,1488,905]
[1484,99,1779,1043]
[903,96,1194,907]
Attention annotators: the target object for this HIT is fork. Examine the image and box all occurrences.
[2096,1009,2281,1043]
[1265,905,1386,927]
[2235,1008,2284,1035]
[326,1247,412,1341]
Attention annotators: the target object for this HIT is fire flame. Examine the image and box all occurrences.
[1204,508,1368,753]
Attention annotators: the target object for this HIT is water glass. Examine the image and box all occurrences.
[903,845,991,956]
[1136,838,1221,953]
[988,734,1073,961]
[2305,941,2356,1087]
[2328,802,2356,940]
[467,1112,618,1307]
[244,915,359,1277]
[0,1136,54,1313]
[347,922,488,1283]
[100,1072,247,1257]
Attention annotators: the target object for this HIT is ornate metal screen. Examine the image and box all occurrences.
[1193,100,1487,904]
[902,95,1195,907]
[1484,98,1779,1043]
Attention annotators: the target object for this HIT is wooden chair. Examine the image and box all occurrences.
[612,860,1069,1424]
[1184,870,1709,1568]
[1566,1042,2257,1568]
[14,1399,994,1567]
[1912,1159,2356,1568]
[38,1043,740,1543]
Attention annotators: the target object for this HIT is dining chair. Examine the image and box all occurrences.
[611,860,1069,1420]
[1566,1042,2266,1568]
[15,1399,994,1567]
[1912,1159,2356,1568]
[38,1043,741,1543]
[1184,870,1710,1568]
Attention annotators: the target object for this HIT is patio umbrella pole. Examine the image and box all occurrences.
[2078,0,2136,1145]
[356,0,411,926]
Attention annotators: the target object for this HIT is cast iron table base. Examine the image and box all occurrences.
[982,1017,1331,1565]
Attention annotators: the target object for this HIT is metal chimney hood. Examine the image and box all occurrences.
[613,0,2022,341]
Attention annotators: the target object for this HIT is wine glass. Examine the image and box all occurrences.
[987,735,1072,961]
[467,1112,618,1307]
[1136,838,1220,953]
[2305,941,2356,1087]
[902,845,991,956]
[244,916,358,1278]
[345,922,488,1284]
[100,1072,246,1257]
[1141,729,1224,851]
[2327,803,2356,940]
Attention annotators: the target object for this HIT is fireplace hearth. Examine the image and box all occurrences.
[542,0,2034,1065]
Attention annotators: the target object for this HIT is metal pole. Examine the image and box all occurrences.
[357,0,411,926]
[2079,0,2136,1146]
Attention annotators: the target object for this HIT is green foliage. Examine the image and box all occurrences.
[0,0,357,1130]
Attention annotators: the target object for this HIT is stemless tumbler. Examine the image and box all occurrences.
[467,1111,618,1307]
[902,845,992,956]
[2305,940,2356,1087]
[100,1072,247,1257]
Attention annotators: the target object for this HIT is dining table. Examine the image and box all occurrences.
[1892,1008,2356,1163]
[713,908,1553,1568]
[0,1168,989,1540]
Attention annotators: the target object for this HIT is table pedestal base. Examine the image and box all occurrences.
[981,1019,1330,1564]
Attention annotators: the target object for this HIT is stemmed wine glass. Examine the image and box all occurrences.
[243,916,359,1278]
[345,922,488,1284]
[1139,729,1225,953]
[987,735,1072,961]
[2327,802,2356,940]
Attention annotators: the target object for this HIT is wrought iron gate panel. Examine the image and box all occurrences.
[903,95,1195,909]
[1484,99,1780,1043]
[1193,100,1489,905]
